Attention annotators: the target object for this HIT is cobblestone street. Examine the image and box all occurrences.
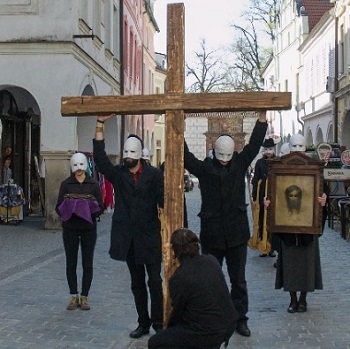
[0,184,350,348]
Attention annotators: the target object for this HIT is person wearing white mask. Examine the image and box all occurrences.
[279,142,290,157]
[264,133,328,314]
[288,133,306,152]
[142,148,151,165]
[93,115,164,339]
[56,153,104,311]
[184,114,268,337]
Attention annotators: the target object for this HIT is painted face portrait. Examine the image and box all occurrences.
[285,185,302,213]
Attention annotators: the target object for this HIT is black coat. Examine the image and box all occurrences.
[56,174,104,230]
[168,254,237,343]
[184,120,268,249]
[251,155,275,205]
[93,139,164,265]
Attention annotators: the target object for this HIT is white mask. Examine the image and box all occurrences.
[123,137,142,160]
[70,153,87,173]
[289,134,306,152]
[142,148,150,160]
[215,135,235,162]
[279,143,291,156]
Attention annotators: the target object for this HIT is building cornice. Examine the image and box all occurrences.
[301,103,333,121]
[0,41,120,90]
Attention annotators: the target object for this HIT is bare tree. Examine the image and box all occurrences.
[185,0,278,92]
[242,0,279,42]
[185,39,227,93]
[224,0,278,91]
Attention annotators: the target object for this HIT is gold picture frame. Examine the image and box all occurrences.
[267,152,324,234]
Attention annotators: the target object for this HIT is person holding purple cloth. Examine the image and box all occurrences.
[56,152,104,311]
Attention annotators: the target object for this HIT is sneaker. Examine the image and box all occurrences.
[66,295,79,310]
[80,296,90,310]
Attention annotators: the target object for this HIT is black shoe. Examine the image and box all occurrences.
[153,325,163,334]
[236,321,251,337]
[297,302,307,313]
[287,302,298,313]
[259,254,267,257]
[129,325,150,339]
[268,251,276,257]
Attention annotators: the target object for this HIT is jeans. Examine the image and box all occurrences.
[63,227,97,296]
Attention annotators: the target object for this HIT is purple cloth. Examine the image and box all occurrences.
[58,199,100,224]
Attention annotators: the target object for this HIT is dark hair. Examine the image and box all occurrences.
[3,156,11,166]
[127,134,143,148]
[171,228,200,262]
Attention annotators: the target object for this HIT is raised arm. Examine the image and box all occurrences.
[95,114,114,140]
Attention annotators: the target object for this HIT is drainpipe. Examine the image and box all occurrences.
[119,0,125,162]
[334,15,339,144]
[141,42,145,144]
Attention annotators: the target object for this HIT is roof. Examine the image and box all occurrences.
[299,0,334,31]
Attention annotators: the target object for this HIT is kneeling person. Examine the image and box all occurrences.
[148,228,237,349]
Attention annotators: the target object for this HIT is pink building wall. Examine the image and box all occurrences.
[122,0,157,151]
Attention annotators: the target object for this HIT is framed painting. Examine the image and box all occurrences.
[266,152,324,234]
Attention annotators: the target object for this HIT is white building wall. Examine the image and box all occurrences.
[185,117,207,160]
[0,0,122,227]
[299,11,335,146]
[272,0,309,137]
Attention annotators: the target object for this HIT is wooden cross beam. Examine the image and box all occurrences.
[61,3,291,325]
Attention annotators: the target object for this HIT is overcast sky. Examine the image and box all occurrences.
[154,0,248,58]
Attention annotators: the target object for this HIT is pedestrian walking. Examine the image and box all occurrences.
[56,152,104,310]
[184,114,268,337]
[93,115,164,338]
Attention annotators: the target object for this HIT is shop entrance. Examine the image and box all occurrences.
[0,87,42,216]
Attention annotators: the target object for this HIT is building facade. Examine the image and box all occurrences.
[299,9,335,146]
[263,0,335,150]
[0,0,123,228]
[333,0,350,149]
[0,0,162,228]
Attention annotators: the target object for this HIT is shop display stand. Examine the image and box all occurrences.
[0,182,24,225]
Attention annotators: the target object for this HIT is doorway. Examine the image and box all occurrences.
[0,88,42,216]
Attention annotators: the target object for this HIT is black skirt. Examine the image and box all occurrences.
[275,235,323,292]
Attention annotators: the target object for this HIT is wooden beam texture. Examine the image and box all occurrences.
[61,91,292,116]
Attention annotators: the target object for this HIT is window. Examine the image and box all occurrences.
[113,4,120,59]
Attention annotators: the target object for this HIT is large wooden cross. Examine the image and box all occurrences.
[61,3,291,325]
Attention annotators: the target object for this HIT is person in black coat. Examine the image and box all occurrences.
[251,137,278,257]
[93,115,164,338]
[56,152,104,311]
[184,114,268,337]
[264,133,328,314]
[148,228,237,349]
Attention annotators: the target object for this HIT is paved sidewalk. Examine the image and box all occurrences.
[0,186,350,348]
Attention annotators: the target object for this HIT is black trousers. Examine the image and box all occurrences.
[62,227,97,296]
[148,325,223,349]
[202,243,248,322]
[126,244,163,328]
